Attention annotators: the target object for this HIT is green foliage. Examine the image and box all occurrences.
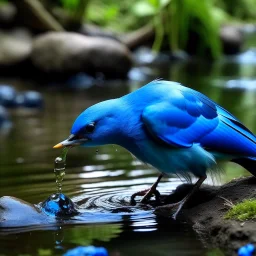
[59,0,91,24]
[86,0,148,31]
[87,0,120,27]
[206,248,225,256]
[10,0,255,56]
[167,0,223,57]
[37,249,52,256]
[60,0,79,11]
[65,224,122,245]
[132,0,169,17]
[18,249,53,256]
[129,0,223,57]
[225,199,256,221]
[216,0,256,21]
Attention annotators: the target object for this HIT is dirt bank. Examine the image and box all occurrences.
[163,177,256,255]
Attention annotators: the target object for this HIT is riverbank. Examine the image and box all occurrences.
[165,177,256,255]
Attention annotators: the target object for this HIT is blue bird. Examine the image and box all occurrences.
[54,80,256,218]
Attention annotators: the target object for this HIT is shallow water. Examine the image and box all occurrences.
[0,49,256,256]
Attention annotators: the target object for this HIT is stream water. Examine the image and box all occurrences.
[0,45,255,255]
[54,148,69,193]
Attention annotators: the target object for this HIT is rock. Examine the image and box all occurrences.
[15,91,44,109]
[225,79,256,91]
[220,25,244,55]
[31,32,133,78]
[0,86,44,109]
[0,2,17,28]
[128,67,156,82]
[79,23,119,41]
[65,73,95,89]
[133,47,168,66]
[233,49,256,64]
[212,78,256,91]
[0,196,49,228]
[0,105,11,131]
[0,28,32,66]
[0,85,17,107]
[170,50,190,61]
[0,193,78,228]
[163,177,256,255]
[133,47,189,66]
[242,24,256,35]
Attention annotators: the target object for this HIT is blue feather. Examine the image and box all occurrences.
[139,80,256,158]
[65,79,256,179]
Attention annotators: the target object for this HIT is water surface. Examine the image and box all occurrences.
[0,49,255,255]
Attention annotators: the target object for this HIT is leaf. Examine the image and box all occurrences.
[132,1,156,17]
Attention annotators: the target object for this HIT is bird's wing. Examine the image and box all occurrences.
[141,89,219,148]
[142,87,256,156]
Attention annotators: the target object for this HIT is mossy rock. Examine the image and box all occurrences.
[225,199,256,221]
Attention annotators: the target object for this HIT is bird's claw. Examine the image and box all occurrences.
[130,188,161,205]
[153,202,183,220]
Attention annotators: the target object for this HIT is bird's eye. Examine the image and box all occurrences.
[85,122,96,133]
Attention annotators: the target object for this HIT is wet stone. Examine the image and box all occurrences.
[15,91,44,109]
[0,85,17,107]
[41,193,78,217]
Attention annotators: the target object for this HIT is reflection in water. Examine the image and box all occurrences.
[54,226,64,250]
[0,53,255,255]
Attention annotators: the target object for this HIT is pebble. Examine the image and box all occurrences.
[15,91,44,109]
[0,85,17,107]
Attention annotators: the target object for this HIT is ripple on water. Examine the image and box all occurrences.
[212,78,256,90]
[70,188,157,233]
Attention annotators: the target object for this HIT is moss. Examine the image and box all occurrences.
[225,199,256,221]
[206,248,225,256]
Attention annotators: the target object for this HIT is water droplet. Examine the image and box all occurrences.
[54,148,69,193]
[54,226,64,247]
[96,149,99,154]
[115,148,118,152]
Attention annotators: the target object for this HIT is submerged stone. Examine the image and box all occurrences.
[0,85,17,107]
[41,193,78,217]
[15,91,44,109]
[0,194,78,228]
[66,73,95,89]
[0,105,12,131]
[0,196,48,227]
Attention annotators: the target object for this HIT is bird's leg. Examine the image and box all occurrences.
[154,176,206,219]
[141,174,163,203]
[130,174,163,205]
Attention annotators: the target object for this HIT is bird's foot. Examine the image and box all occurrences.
[130,188,161,205]
[153,201,184,220]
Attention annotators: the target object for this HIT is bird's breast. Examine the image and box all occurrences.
[124,139,217,178]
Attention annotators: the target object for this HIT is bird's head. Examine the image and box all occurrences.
[53,99,123,149]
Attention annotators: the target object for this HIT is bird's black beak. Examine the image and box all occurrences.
[53,134,88,149]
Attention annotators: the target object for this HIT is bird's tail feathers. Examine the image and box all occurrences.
[232,157,256,177]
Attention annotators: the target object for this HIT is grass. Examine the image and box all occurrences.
[225,199,256,221]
